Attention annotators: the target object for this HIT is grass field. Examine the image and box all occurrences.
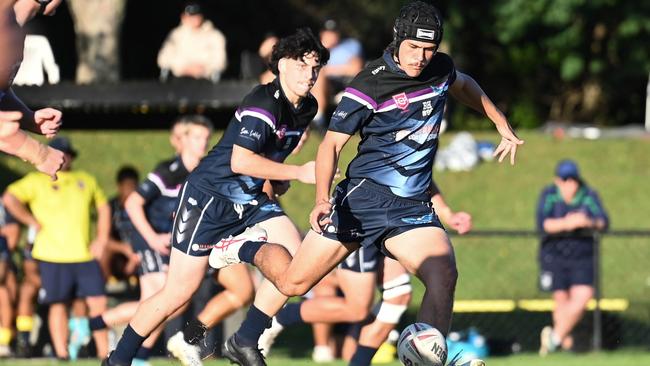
[4,350,650,365]
[2,130,649,231]
[1,130,649,302]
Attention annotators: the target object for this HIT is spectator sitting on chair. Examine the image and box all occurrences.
[157,1,227,82]
[310,19,363,130]
[537,159,609,356]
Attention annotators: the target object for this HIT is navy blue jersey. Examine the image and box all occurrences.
[136,156,190,233]
[188,78,317,203]
[109,197,136,242]
[328,52,456,198]
[536,184,609,259]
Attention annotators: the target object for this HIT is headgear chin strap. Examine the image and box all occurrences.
[392,1,443,59]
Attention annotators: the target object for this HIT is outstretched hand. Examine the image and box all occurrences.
[493,123,524,165]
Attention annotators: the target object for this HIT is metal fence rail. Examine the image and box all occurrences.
[446,229,650,353]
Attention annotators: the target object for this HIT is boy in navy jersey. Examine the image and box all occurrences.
[103,28,329,366]
[211,2,522,365]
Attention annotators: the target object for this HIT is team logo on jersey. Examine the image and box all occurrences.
[392,92,410,110]
[371,65,385,75]
[240,127,262,140]
[274,90,280,99]
[276,124,287,139]
[422,101,433,117]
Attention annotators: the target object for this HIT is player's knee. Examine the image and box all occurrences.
[278,279,311,297]
[347,304,371,322]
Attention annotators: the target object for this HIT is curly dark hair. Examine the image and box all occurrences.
[269,28,329,75]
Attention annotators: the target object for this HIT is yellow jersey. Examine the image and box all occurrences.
[7,170,107,263]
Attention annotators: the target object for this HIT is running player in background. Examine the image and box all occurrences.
[88,116,212,366]
[210,2,522,365]
[103,27,329,366]
[0,0,64,178]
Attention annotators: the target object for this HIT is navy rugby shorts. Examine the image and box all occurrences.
[322,178,444,260]
[539,256,594,291]
[37,260,105,304]
[171,182,285,257]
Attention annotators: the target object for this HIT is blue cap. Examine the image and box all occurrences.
[48,136,77,157]
[555,159,580,180]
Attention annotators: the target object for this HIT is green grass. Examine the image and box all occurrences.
[2,129,649,347]
[4,350,650,366]
[2,130,649,231]
[2,130,649,301]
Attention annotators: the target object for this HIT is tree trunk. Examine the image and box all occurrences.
[67,0,126,84]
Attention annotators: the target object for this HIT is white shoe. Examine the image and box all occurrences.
[209,225,268,269]
[0,345,11,357]
[539,325,557,356]
[167,331,203,366]
[312,345,334,363]
[258,317,284,357]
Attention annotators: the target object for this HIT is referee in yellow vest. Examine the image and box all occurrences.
[3,136,109,360]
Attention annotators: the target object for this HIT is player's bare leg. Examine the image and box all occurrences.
[48,302,69,358]
[15,259,39,357]
[310,272,339,361]
[551,285,592,351]
[351,258,412,364]
[85,295,108,358]
[106,250,208,365]
[384,227,457,336]
[168,263,254,366]
[223,232,356,365]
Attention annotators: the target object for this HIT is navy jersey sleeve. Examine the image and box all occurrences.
[136,163,166,203]
[328,74,376,135]
[233,91,277,153]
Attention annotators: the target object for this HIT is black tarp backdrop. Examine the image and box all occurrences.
[27,0,336,82]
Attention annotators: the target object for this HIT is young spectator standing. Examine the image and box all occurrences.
[100,166,141,283]
[537,160,609,355]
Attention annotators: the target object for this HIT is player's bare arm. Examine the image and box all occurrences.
[231,144,315,183]
[124,191,170,256]
[449,71,523,165]
[309,130,351,232]
[429,180,472,234]
[0,89,62,138]
[90,203,111,259]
